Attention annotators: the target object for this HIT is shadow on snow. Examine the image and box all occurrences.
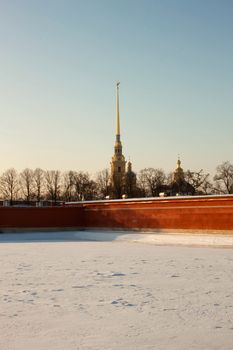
[0,230,138,243]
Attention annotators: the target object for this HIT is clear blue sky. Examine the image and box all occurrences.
[0,0,232,177]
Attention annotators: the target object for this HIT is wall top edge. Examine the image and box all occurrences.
[66,194,233,206]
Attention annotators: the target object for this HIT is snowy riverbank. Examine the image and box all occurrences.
[1,232,233,349]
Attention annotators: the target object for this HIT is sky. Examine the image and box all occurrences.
[0,0,233,178]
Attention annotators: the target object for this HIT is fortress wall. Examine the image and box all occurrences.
[1,196,233,232]
[0,206,85,231]
[82,196,233,232]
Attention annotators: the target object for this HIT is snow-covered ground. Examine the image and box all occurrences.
[1,231,233,349]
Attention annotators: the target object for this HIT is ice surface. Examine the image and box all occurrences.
[1,231,233,349]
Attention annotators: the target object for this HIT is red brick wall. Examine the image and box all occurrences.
[82,196,233,231]
[0,206,85,230]
[1,196,233,232]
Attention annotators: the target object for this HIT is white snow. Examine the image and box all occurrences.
[1,231,233,349]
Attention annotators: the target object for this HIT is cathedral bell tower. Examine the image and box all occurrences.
[110,82,126,198]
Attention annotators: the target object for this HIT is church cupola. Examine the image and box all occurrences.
[127,160,132,172]
[173,156,184,183]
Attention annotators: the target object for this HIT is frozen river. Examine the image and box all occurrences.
[1,231,233,349]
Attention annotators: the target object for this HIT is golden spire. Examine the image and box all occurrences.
[116,81,120,138]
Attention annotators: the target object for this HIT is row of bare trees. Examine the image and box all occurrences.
[0,168,103,204]
[0,161,232,203]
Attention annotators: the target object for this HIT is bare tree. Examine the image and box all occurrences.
[45,170,61,204]
[73,171,96,201]
[19,168,35,201]
[34,168,45,201]
[166,172,174,186]
[138,168,166,197]
[95,169,110,199]
[185,169,211,194]
[62,171,75,202]
[0,168,19,204]
[136,171,147,197]
[201,179,214,195]
[84,179,97,200]
[214,161,233,194]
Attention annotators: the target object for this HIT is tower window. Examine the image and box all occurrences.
[118,167,121,172]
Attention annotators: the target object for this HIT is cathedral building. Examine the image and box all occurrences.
[170,158,195,195]
[110,82,136,199]
[108,84,194,199]
[125,160,137,197]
